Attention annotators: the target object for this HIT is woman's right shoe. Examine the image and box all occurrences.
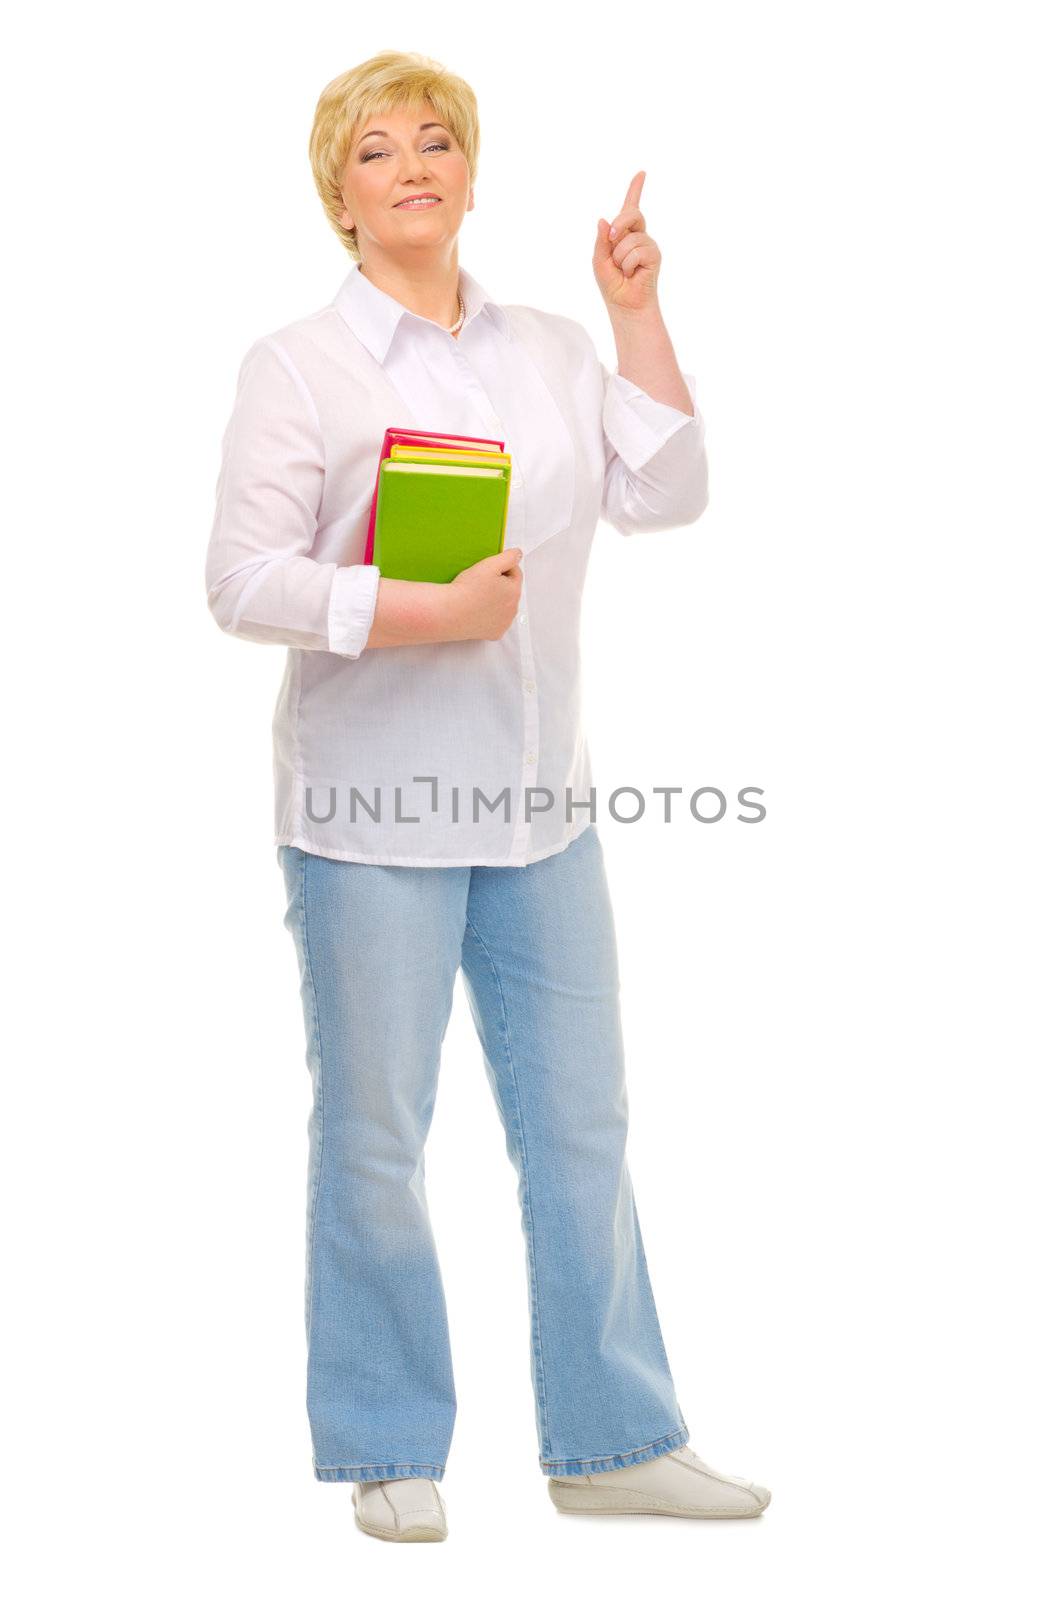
[352,1477,448,1541]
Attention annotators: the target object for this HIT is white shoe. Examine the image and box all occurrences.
[547,1444,771,1518]
[352,1477,448,1542]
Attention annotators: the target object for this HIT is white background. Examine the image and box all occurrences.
[5,1,1061,1593]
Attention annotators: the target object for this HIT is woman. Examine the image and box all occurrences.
[205,50,771,1543]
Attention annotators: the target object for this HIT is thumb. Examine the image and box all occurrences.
[593,216,614,266]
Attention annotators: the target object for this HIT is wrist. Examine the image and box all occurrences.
[607,302,667,336]
[427,579,466,643]
[402,578,463,644]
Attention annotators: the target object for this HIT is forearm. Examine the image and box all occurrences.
[365,576,462,647]
[609,308,695,416]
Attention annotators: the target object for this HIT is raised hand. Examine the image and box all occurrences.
[593,171,661,317]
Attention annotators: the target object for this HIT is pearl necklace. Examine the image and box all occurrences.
[447,289,465,335]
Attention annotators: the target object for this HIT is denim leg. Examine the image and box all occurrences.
[459,825,689,1476]
[277,845,470,1483]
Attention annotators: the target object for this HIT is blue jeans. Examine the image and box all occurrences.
[276,823,688,1482]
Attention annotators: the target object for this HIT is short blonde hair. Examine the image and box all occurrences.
[309,50,480,263]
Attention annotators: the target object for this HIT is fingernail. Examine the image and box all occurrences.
[609,226,617,240]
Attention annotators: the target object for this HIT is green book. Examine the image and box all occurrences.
[373,456,512,584]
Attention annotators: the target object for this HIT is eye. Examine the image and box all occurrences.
[361,140,451,163]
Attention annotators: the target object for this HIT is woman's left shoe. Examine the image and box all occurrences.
[547,1444,771,1518]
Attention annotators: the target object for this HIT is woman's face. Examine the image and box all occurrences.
[339,99,473,256]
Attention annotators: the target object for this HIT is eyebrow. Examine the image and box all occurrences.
[356,122,449,146]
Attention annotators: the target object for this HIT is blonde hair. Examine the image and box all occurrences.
[309,50,480,263]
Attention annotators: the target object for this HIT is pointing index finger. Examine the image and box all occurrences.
[623,171,646,211]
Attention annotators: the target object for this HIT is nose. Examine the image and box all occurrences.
[398,151,432,186]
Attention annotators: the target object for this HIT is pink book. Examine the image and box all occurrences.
[364,427,506,563]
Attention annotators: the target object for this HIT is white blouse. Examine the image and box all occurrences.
[205,261,708,866]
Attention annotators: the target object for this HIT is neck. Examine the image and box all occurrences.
[357,252,462,331]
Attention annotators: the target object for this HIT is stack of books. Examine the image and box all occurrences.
[364,427,512,583]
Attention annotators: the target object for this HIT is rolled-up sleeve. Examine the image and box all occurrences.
[205,336,380,655]
[599,364,709,535]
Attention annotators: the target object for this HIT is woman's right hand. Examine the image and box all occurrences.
[364,547,523,649]
[444,547,524,641]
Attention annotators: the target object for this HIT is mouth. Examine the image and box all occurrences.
[393,194,442,209]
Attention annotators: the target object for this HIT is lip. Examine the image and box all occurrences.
[394,193,442,208]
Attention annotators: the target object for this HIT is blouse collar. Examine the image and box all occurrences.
[332,261,512,361]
